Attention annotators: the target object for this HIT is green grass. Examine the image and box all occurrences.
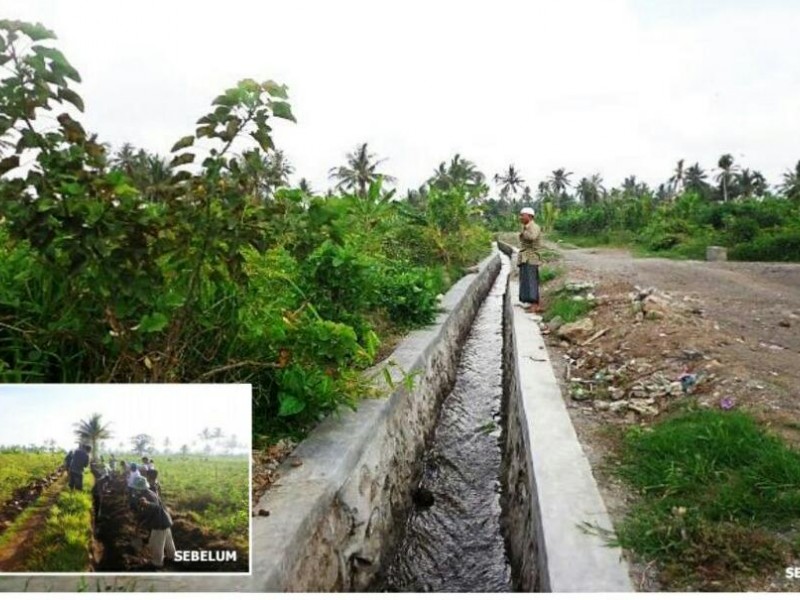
[615,409,800,588]
[0,452,63,504]
[25,474,94,572]
[552,230,707,261]
[543,296,591,323]
[539,264,563,283]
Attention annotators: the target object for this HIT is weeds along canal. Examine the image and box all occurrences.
[379,254,512,592]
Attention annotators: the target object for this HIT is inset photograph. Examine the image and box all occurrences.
[0,384,251,574]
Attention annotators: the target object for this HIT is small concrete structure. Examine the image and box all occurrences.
[706,246,728,261]
[498,240,633,592]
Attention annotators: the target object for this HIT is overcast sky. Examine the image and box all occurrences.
[0,384,251,452]
[4,0,799,193]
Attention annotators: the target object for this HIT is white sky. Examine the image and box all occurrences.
[0,384,252,452]
[3,0,799,192]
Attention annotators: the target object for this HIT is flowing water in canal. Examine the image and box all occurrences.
[380,256,512,592]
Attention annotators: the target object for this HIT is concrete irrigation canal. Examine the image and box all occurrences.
[378,256,512,592]
[0,245,632,593]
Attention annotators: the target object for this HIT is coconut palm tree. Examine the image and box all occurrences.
[684,162,709,196]
[548,168,573,197]
[780,160,800,202]
[669,159,685,197]
[265,150,294,193]
[298,177,314,195]
[73,413,112,460]
[429,154,486,202]
[736,169,768,200]
[493,164,525,201]
[111,143,139,177]
[576,175,604,206]
[329,143,395,197]
[622,175,649,198]
[716,153,738,203]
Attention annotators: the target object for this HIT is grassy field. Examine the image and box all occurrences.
[24,473,94,572]
[0,452,63,504]
[615,409,800,588]
[121,454,249,544]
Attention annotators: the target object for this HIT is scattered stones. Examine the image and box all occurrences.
[779,320,792,328]
[628,400,660,416]
[571,386,590,401]
[609,400,629,413]
[564,281,596,293]
[594,400,611,411]
[547,315,565,332]
[559,318,595,343]
[608,386,626,400]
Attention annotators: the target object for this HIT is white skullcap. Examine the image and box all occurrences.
[520,207,535,216]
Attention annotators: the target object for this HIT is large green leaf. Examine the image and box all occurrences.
[32,45,81,82]
[138,312,169,333]
[170,153,195,167]
[170,135,194,153]
[262,80,288,99]
[250,130,274,153]
[270,100,295,122]
[57,87,84,112]
[19,22,55,41]
[278,393,305,417]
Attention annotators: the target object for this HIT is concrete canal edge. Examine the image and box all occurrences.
[0,248,502,593]
[498,240,633,593]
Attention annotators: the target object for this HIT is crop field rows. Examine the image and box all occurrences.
[0,452,248,573]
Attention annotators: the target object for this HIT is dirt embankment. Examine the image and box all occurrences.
[537,245,800,591]
[0,467,66,538]
[0,470,67,571]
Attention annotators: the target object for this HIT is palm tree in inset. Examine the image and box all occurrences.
[716,153,738,203]
[329,143,395,197]
[493,165,525,201]
[73,413,112,460]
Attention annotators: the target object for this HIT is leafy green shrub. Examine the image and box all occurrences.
[730,228,800,261]
[378,263,441,327]
[0,20,493,445]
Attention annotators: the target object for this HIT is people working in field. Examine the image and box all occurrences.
[66,443,91,491]
[131,476,176,569]
[127,463,142,488]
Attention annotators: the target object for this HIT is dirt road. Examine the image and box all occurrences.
[559,246,800,424]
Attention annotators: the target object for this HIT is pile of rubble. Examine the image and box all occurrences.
[563,347,716,420]
[543,280,724,422]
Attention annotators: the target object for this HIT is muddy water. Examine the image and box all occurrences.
[380,256,512,592]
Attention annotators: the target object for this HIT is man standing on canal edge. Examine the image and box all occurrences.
[518,207,543,314]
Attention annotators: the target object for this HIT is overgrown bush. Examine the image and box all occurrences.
[0,20,492,443]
